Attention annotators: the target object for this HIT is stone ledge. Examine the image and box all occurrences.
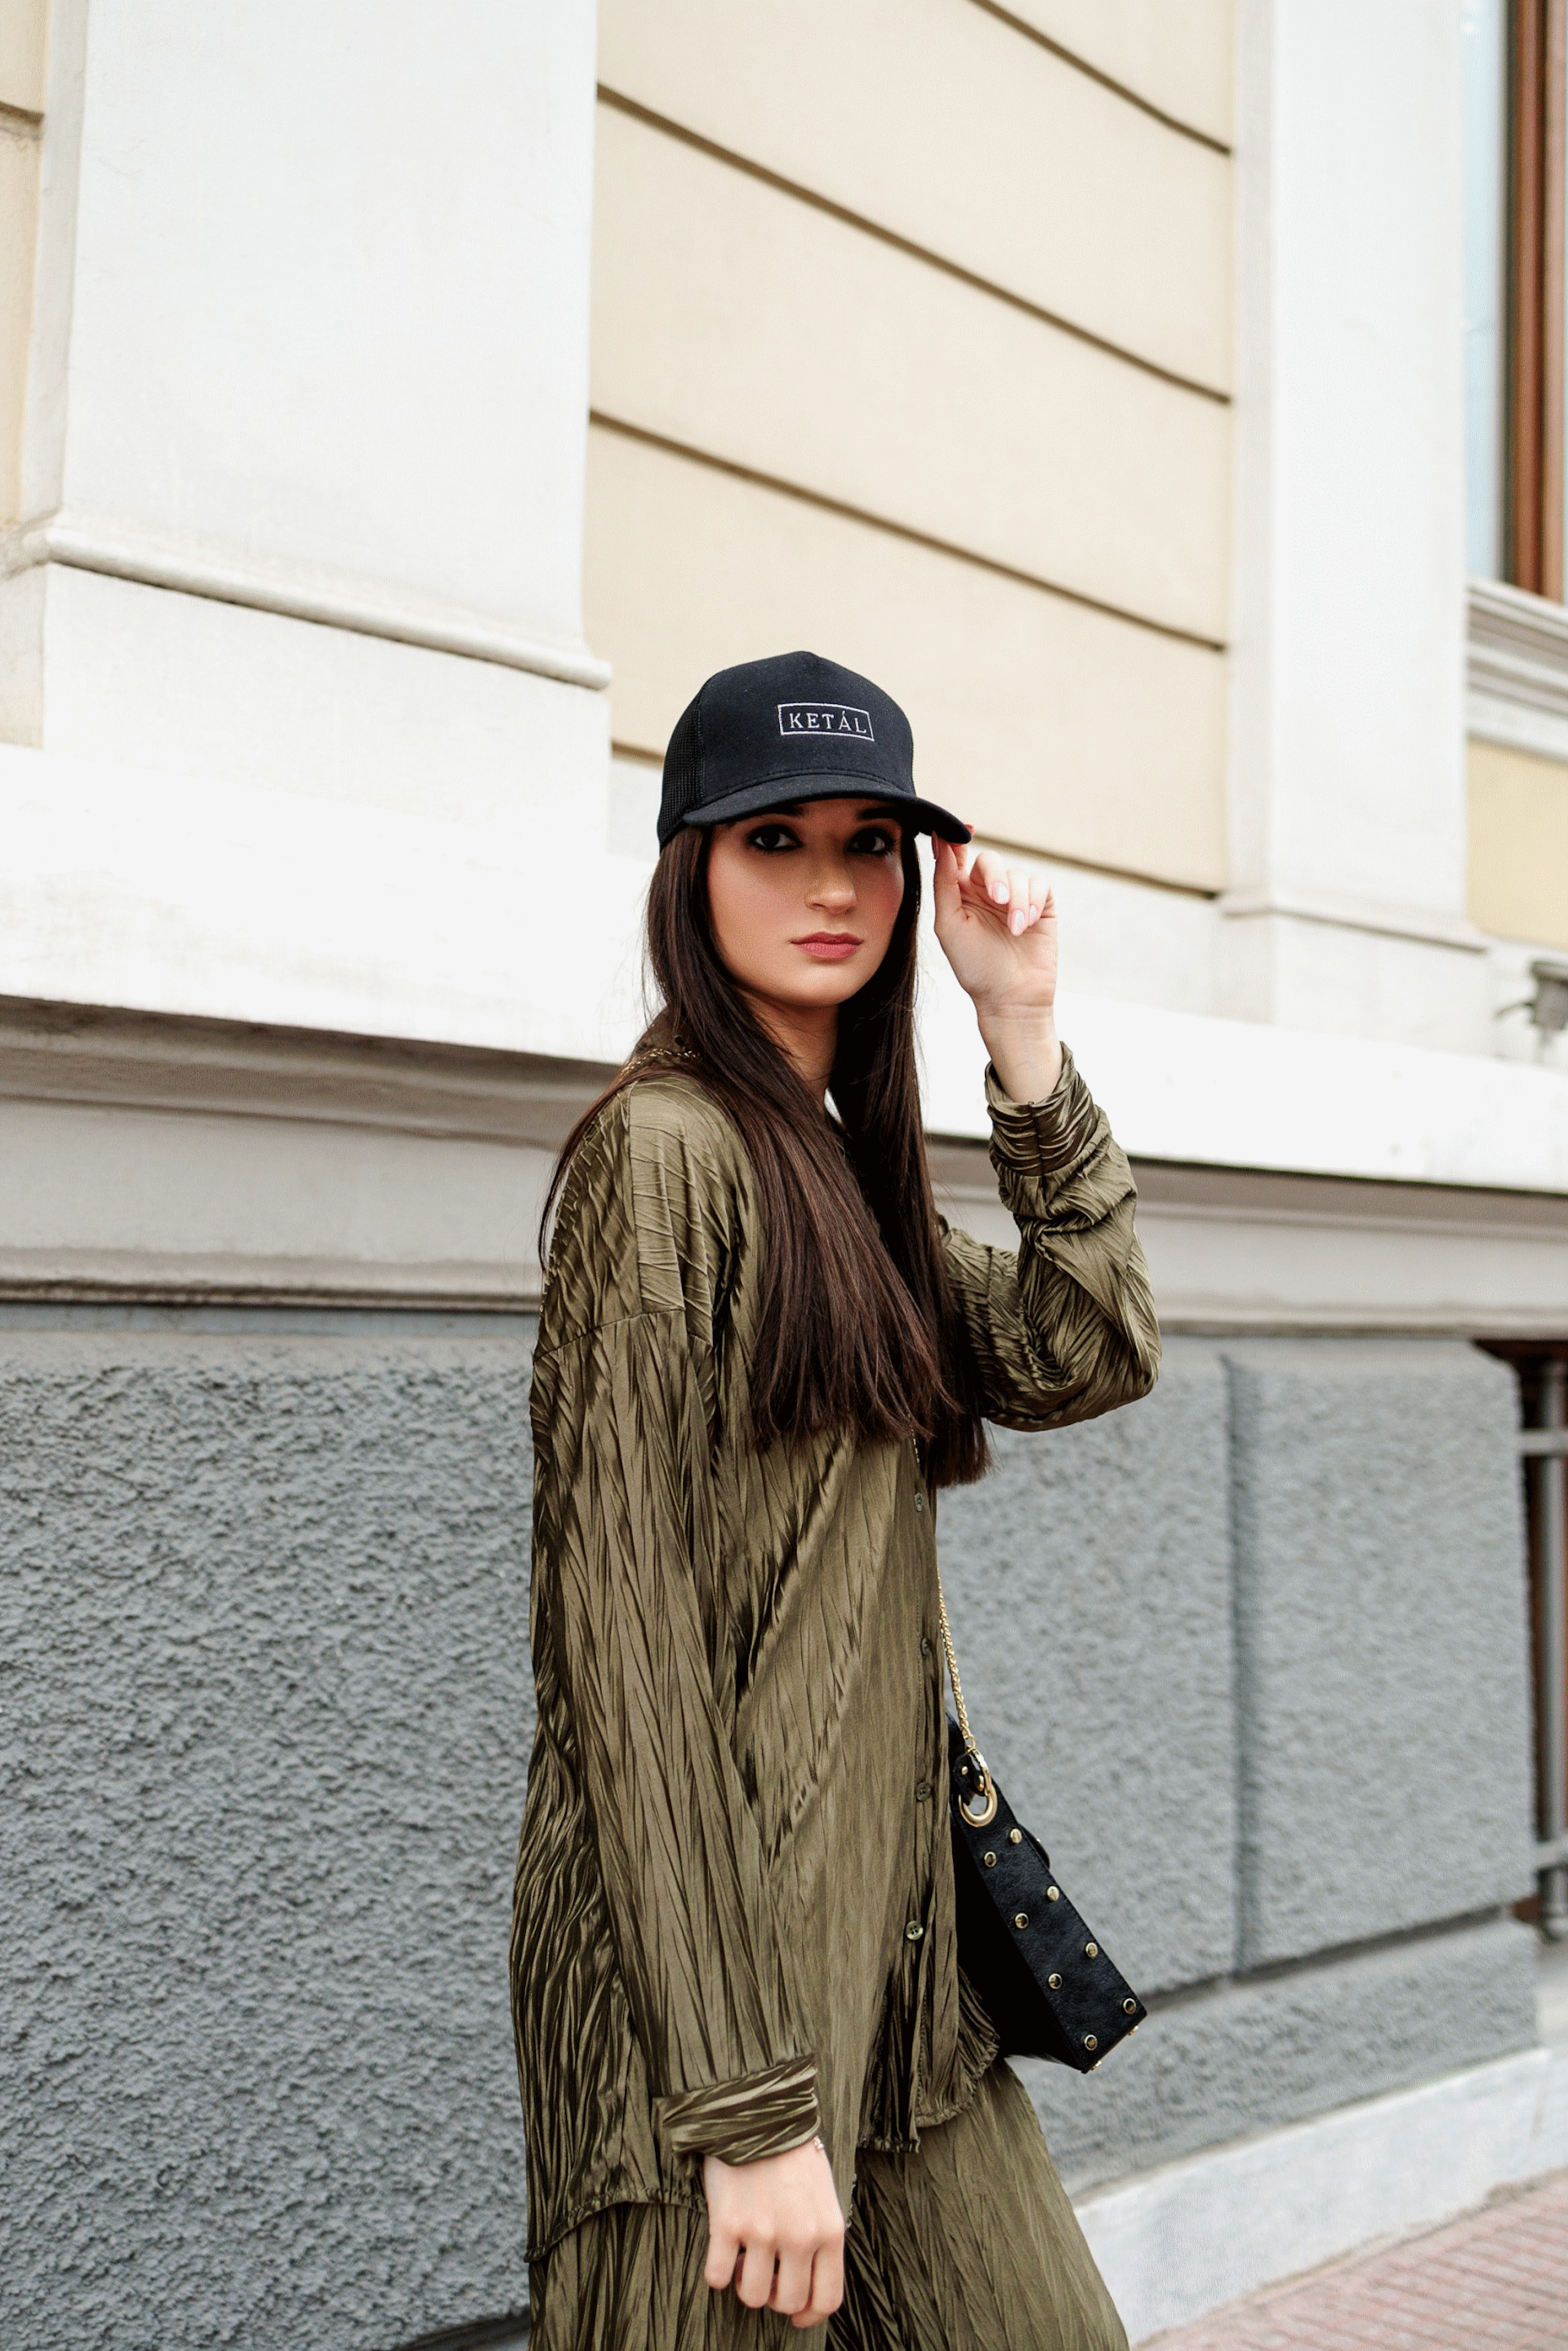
[1077,2039,1568,2344]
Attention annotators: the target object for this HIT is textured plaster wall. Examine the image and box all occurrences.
[1224,1339,1535,1965]
[2,1322,1539,2341]
[941,1335,1538,2190]
[1,1331,537,2351]
[1031,1912,1540,2191]
[938,1341,1237,1994]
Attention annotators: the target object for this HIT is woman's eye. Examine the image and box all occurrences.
[746,824,799,853]
[851,828,897,856]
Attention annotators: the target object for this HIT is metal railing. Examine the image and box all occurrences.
[1526,1364,1568,1936]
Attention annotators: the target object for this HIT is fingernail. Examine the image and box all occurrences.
[991,882,1007,902]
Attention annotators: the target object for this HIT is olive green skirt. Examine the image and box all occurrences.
[528,2062,1128,2351]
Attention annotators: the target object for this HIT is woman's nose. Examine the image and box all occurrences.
[806,859,855,909]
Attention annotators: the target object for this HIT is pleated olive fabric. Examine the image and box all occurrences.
[510,1049,1159,2273]
[528,2060,1129,2350]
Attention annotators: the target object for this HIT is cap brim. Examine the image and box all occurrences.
[681,773,972,844]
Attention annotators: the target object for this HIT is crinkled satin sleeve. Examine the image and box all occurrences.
[941,1045,1160,1431]
[528,1090,822,2166]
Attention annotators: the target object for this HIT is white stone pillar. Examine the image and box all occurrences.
[0,0,634,1062]
[1227,0,1486,1052]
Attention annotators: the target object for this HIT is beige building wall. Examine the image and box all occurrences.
[0,0,47,525]
[1468,737,1568,953]
[586,0,1234,892]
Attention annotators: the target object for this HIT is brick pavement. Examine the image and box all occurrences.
[1145,2170,1568,2351]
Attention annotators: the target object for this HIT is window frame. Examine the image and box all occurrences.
[1506,0,1568,596]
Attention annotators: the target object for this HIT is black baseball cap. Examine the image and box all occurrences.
[657,650,971,848]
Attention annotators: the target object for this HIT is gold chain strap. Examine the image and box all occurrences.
[935,1572,975,1752]
[937,1567,998,1827]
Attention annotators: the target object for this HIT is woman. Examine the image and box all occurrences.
[511,651,1159,2347]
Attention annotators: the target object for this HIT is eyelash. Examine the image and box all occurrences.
[746,826,897,857]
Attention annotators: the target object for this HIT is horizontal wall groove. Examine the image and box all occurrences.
[0,1276,546,1315]
[1143,1905,1517,2012]
[0,1297,538,1335]
[0,96,42,132]
[385,2309,531,2351]
[589,409,1230,654]
[965,0,1232,156]
[595,85,1230,407]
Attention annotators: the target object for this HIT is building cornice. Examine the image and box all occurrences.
[0,511,612,691]
[0,995,614,1149]
[7,996,1568,1329]
[1467,577,1568,757]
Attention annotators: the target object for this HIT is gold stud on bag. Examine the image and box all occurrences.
[938,1567,1147,2075]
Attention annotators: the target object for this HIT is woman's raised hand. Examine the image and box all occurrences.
[702,2140,846,2328]
[932,835,1063,1103]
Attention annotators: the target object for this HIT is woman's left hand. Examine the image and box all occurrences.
[932,836,1062,1103]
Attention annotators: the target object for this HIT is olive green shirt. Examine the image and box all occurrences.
[510,1049,1159,2258]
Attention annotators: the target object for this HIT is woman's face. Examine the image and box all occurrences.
[704,797,906,1017]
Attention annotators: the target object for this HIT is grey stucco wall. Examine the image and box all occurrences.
[2,1320,1539,2342]
[1029,1912,1540,2190]
[1225,1340,1535,1965]
[938,1342,1237,1994]
[939,1335,1538,2191]
[2,1330,537,2351]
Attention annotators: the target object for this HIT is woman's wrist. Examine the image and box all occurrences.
[975,1005,1062,1105]
[702,2139,845,2323]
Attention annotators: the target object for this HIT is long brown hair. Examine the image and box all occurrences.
[542,823,989,1487]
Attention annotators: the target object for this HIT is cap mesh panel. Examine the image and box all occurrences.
[659,697,703,844]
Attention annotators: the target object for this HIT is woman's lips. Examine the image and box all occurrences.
[794,933,862,962]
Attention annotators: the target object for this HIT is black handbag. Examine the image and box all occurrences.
[937,1574,1147,2073]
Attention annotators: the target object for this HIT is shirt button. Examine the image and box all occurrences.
[920,1636,933,1659]
[913,1492,926,1513]
[904,1919,925,1943]
[915,1782,933,1803]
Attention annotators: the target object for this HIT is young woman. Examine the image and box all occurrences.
[511,652,1159,2348]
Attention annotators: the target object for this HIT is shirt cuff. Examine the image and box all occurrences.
[655,2054,822,2166]
[984,1044,1099,1174]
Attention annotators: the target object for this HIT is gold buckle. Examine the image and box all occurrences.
[959,1755,999,1828]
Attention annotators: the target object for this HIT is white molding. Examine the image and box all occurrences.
[15,1000,1568,1329]
[1216,885,1487,955]
[0,998,612,1147]
[11,1000,1568,1329]
[1468,575,1568,709]
[0,1000,595,1311]
[0,511,613,691]
[1467,577,1568,759]
[933,1145,1568,1337]
[0,1245,543,1312]
[916,955,1568,1195]
[1076,2046,1568,2344]
[1468,688,1568,762]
